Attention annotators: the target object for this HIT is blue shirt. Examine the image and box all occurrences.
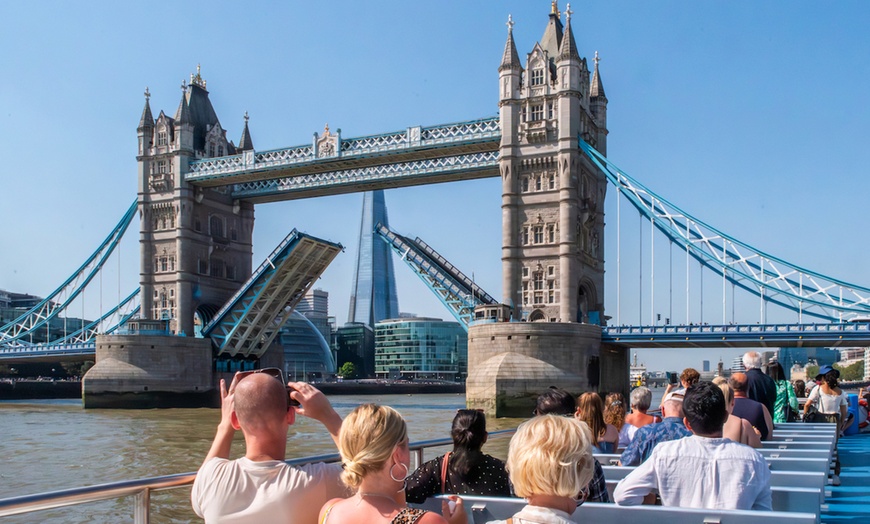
[619,417,691,466]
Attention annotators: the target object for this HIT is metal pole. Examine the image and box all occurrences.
[799,274,803,323]
[722,242,727,325]
[669,240,673,326]
[639,214,643,324]
[617,179,621,325]
[686,220,690,325]
[133,488,150,524]
[759,258,765,324]
[700,260,704,325]
[650,198,655,326]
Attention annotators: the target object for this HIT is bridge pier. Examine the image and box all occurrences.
[82,334,215,408]
[466,322,627,417]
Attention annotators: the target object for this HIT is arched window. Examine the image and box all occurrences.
[209,216,223,238]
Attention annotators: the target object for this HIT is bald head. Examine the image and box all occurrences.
[729,372,748,393]
[233,373,290,432]
[662,398,684,418]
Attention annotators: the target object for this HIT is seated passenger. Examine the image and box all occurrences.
[603,392,627,448]
[729,372,773,440]
[319,404,464,524]
[714,379,761,448]
[191,372,347,524]
[485,415,596,524]
[614,382,772,510]
[534,388,610,503]
[406,409,511,503]
[619,387,661,448]
[619,390,690,466]
[576,392,619,453]
[659,367,700,409]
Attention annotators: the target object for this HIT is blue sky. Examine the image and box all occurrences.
[1,1,869,372]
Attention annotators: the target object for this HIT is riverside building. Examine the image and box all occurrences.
[375,317,467,381]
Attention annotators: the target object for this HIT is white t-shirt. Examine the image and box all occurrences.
[486,505,576,524]
[807,387,848,414]
[191,457,346,524]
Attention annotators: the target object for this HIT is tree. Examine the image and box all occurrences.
[835,361,865,382]
[337,362,357,379]
[805,364,819,380]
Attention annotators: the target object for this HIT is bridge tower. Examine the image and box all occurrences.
[136,68,255,337]
[468,4,624,416]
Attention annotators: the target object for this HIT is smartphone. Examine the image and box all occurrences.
[668,372,678,385]
[237,368,300,407]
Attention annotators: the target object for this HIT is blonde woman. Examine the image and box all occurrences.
[319,404,464,524]
[486,415,596,524]
[715,380,762,448]
[576,392,618,453]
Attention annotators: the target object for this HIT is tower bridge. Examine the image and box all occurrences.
[3,3,870,413]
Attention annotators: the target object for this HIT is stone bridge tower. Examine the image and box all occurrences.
[136,68,255,337]
[467,4,625,416]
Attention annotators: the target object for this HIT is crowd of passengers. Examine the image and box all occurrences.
[190,350,851,524]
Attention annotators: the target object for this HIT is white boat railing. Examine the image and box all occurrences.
[0,429,517,522]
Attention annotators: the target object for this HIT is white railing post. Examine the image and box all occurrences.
[133,488,150,524]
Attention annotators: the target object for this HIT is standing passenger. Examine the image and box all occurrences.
[742,351,777,416]
[766,362,798,423]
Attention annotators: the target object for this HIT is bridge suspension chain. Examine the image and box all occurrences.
[0,200,138,344]
[579,141,870,322]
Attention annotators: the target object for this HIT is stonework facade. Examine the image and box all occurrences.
[499,6,608,325]
[137,70,256,336]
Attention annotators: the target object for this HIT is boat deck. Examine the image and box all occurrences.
[824,431,870,523]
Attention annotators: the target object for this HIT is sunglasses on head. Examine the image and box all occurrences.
[237,367,300,407]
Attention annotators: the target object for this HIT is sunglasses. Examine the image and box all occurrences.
[236,368,300,407]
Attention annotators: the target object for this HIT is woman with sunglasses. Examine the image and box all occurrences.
[406,409,510,504]
[485,415,595,524]
[319,404,465,524]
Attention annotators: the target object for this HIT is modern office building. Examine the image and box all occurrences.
[347,190,399,327]
[295,288,331,343]
[335,322,375,378]
[375,317,467,381]
[277,310,335,381]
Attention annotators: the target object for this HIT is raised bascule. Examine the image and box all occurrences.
[5,3,870,412]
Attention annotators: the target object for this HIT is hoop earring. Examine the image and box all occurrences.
[390,462,409,483]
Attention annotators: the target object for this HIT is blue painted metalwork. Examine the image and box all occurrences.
[580,141,870,322]
[374,223,496,329]
[203,229,343,358]
[602,321,870,348]
[186,117,500,183]
[0,201,138,345]
[51,292,140,345]
[0,342,95,359]
[229,151,498,201]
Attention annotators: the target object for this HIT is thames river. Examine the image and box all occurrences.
[0,394,525,523]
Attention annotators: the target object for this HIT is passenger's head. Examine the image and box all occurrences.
[233,373,294,434]
[680,368,701,387]
[338,404,408,491]
[629,386,652,412]
[534,387,576,416]
[793,379,806,397]
[661,391,684,418]
[729,372,748,394]
[603,392,626,430]
[742,351,763,370]
[507,415,595,500]
[717,382,735,414]
[451,409,488,475]
[711,376,728,386]
[683,382,728,436]
[766,362,786,382]
[575,392,606,444]
[817,365,840,389]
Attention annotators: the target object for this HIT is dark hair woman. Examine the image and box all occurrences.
[766,362,799,423]
[576,392,619,453]
[405,409,511,504]
[804,365,852,485]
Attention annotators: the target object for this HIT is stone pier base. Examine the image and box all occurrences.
[82,334,215,409]
[466,322,627,417]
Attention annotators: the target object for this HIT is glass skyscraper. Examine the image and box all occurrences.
[347,190,399,326]
[374,317,467,380]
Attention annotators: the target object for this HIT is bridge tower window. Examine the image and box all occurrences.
[530,104,544,122]
[157,131,167,146]
[533,225,544,244]
[209,216,224,238]
[531,68,544,86]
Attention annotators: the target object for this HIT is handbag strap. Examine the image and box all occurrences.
[440,452,451,494]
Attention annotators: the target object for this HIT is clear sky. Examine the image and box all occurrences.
[1,1,869,372]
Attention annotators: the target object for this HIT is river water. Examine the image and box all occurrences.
[0,394,526,523]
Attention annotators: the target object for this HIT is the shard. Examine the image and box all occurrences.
[347,190,399,326]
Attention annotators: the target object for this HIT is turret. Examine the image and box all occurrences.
[137,88,154,156]
[174,81,194,153]
[590,51,608,154]
[556,5,582,141]
[238,112,254,152]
